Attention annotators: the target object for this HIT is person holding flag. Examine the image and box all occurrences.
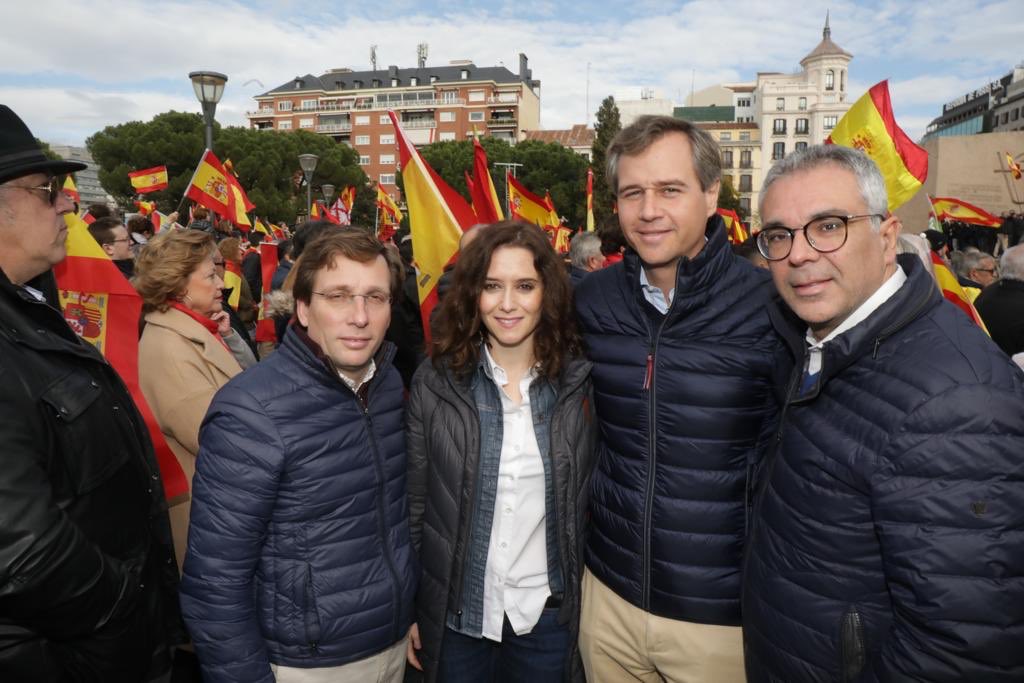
[0,105,184,681]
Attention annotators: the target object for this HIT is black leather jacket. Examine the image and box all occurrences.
[0,269,183,682]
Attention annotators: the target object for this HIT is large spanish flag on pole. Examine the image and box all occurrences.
[929,195,1002,227]
[53,212,188,501]
[470,136,504,224]
[388,110,476,340]
[185,150,232,218]
[827,80,928,211]
[586,168,595,232]
[129,165,169,194]
[508,173,559,228]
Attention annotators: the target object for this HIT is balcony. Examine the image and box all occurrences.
[246,109,275,117]
[488,95,520,104]
[400,119,437,129]
[487,118,517,128]
[367,97,466,110]
[316,123,352,133]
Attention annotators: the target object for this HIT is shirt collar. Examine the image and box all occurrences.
[806,265,907,351]
[339,359,376,393]
[481,342,536,388]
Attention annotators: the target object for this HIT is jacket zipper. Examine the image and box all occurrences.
[641,309,671,611]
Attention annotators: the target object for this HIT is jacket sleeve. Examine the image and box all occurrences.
[405,369,429,555]
[866,381,1024,681]
[179,385,284,683]
[0,382,137,640]
[140,340,222,457]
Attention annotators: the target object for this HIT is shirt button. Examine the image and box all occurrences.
[500,541,508,549]
[504,506,513,514]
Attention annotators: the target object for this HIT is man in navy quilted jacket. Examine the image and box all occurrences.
[180,229,417,682]
[575,115,779,681]
[744,144,1024,682]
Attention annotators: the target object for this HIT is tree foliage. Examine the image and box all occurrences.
[717,175,743,218]
[86,111,369,224]
[590,96,621,225]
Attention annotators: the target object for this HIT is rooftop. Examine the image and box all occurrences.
[800,12,853,64]
[521,124,594,147]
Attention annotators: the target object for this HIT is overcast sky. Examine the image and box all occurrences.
[1,0,1020,147]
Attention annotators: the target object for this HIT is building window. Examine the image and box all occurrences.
[840,71,846,92]
[298,118,314,129]
[380,153,395,165]
[795,118,809,134]
[740,197,751,215]
[823,115,838,130]
[359,155,370,165]
[300,99,317,110]
[278,101,293,111]
[776,97,785,111]
[795,141,808,152]
[355,135,370,145]
[391,78,398,87]
[379,173,396,185]
[442,90,459,103]
[739,174,752,192]
[379,114,391,124]
[439,111,456,122]
[740,150,751,168]
[355,115,370,125]
[773,118,786,134]
[772,142,785,160]
[460,69,469,80]
[1013,108,1020,121]
[739,131,751,141]
[825,70,835,91]
[799,97,807,111]
[439,131,456,141]
[380,134,395,145]
[430,75,438,84]
[468,111,485,122]
[737,98,751,107]
[278,120,292,130]
[468,90,485,102]
[720,132,732,141]
[722,151,733,168]
[1002,112,1010,125]
[410,77,419,86]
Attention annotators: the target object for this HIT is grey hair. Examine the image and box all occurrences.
[1000,244,1024,281]
[568,232,603,269]
[759,144,888,232]
[959,249,996,278]
[606,115,722,194]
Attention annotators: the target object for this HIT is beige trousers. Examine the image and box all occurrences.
[578,569,745,682]
[270,637,407,683]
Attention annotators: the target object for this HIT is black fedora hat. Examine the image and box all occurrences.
[0,105,87,185]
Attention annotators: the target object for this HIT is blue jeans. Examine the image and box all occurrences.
[437,608,570,683]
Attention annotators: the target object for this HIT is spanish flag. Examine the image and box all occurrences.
[340,185,356,213]
[928,250,988,331]
[929,196,1001,228]
[827,80,928,211]
[62,175,80,203]
[255,242,279,344]
[553,226,573,254]
[586,168,595,232]
[253,218,272,239]
[388,110,476,340]
[53,212,188,501]
[377,186,404,224]
[129,165,169,194]
[185,150,232,218]
[223,260,244,309]
[1007,152,1022,180]
[135,200,157,216]
[508,173,559,228]
[470,136,504,224]
[716,207,749,244]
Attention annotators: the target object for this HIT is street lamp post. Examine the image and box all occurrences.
[321,183,336,222]
[188,71,228,151]
[298,154,319,218]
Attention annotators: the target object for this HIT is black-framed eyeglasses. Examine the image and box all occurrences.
[0,176,64,206]
[756,214,884,261]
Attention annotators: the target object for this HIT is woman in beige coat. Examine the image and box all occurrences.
[133,229,255,571]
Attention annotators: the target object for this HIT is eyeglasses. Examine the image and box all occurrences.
[756,214,884,261]
[106,237,132,245]
[312,290,391,311]
[0,176,64,206]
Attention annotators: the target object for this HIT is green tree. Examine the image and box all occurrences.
[717,176,743,219]
[86,112,368,224]
[590,96,621,225]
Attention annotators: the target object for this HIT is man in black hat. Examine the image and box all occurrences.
[0,105,183,681]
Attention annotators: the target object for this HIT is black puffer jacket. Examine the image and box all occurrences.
[406,355,597,682]
[743,255,1024,682]
[0,270,182,682]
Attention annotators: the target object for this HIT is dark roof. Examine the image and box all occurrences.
[673,105,736,122]
[695,122,759,130]
[800,13,852,64]
[260,63,530,97]
[521,125,594,147]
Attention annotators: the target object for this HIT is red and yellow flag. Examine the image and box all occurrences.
[223,260,243,309]
[508,173,559,228]
[389,110,476,340]
[827,80,928,211]
[586,168,595,232]
[377,186,404,224]
[928,250,988,331]
[340,185,356,213]
[185,150,232,218]
[716,207,749,244]
[929,196,1001,228]
[62,175,80,203]
[255,242,279,344]
[129,165,169,194]
[553,226,573,254]
[1007,152,1022,180]
[317,200,341,225]
[53,212,188,501]
[470,136,504,224]
[135,200,157,216]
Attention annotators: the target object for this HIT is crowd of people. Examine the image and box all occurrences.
[2,101,1024,683]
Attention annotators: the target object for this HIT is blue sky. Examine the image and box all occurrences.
[1,0,1020,146]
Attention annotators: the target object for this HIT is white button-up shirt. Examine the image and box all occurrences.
[480,345,550,641]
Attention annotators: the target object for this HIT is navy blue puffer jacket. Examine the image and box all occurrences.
[575,216,779,625]
[743,255,1024,682]
[179,327,417,682]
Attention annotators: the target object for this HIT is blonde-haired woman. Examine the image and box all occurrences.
[133,229,255,571]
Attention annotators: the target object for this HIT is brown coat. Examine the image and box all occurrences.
[138,308,242,572]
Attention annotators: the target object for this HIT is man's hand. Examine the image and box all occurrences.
[406,622,422,671]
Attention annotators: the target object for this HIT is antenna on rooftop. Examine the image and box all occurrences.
[417,43,428,68]
[370,45,378,71]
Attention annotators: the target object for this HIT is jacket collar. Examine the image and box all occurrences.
[144,307,241,378]
[769,254,941,397]
[282,321,395,392]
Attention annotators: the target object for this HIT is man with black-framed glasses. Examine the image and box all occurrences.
[0,105,183,681]
[88,215,136,277]
[743,143,1024,682]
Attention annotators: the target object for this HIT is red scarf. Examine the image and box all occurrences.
[168,301,229,351]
